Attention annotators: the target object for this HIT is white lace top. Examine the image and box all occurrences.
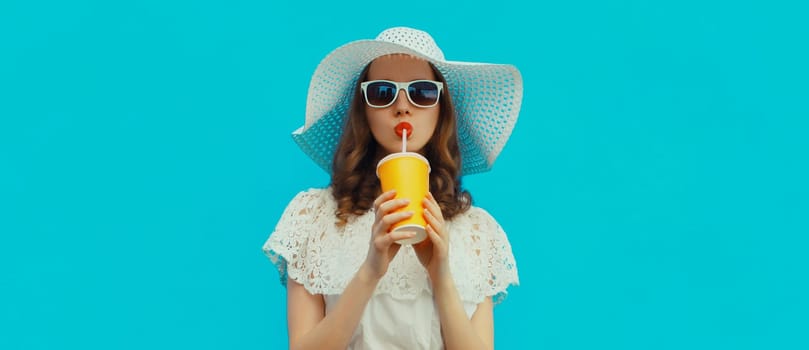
[263,188,519,349]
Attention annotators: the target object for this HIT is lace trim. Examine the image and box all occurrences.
[263,188,519,304]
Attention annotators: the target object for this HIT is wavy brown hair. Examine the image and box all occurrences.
[330,62,472,225]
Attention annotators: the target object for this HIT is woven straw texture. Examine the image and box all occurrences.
[291,27,523,175]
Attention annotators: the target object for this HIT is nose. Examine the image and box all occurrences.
[393,87,411,116]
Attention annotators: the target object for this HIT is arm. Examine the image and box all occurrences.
[433,276,494,350]
[414,193,495,350]
[287,190,417,350]
[286,264,381,350]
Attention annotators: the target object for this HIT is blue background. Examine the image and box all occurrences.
[2,0,807,349]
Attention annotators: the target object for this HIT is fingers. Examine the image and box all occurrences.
[373,190,397,210]
[424,225,449,255]
[425,223,442,243]
[379,198,410,217]
[422,192,447,245]
[423,193,443,219]
[378,230,417,246]
[422,193,444,226]
[373,191,412,235]
[373,230,415,260]
[374,190,410,220]
[423,207,440,229]
[377,211,413,236]
[373,203,413,237]
[383,210,413,226]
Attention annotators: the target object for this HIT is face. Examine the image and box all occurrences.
[364,54,440,155]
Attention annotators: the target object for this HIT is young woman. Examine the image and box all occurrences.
[264,27,523,350]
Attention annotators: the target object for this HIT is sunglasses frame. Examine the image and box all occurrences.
[360,79,444,108]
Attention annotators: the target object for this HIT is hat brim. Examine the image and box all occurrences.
[292,39,523,175]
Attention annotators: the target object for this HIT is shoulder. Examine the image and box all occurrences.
[286,187,333,205]
[450,205,503,233]
[269,187,336,248]
[448,205,511,247]
[279,187,335,216]
[263,187,342,290]
[466,205,498,221]
[447,204,519,304]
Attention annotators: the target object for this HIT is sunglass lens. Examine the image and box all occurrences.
[408,81,440,106]
[366,82,397,107]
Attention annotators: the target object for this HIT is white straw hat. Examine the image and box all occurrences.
[291,26,523,175]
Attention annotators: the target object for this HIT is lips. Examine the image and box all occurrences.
[395,121,413,139]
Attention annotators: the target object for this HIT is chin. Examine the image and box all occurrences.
[382,140,426,154]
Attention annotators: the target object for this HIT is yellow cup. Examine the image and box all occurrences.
[376,152,431,245]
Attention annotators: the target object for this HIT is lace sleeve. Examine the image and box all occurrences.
[451,207,520,305]
[262,188,331,288]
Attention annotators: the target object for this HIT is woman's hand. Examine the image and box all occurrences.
[413,192,451,282]
[363,190,418,280]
